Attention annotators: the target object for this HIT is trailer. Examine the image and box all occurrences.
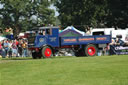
[28,27,111,59]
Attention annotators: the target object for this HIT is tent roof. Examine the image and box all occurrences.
[59,26,85,37]
[59,29,83,37]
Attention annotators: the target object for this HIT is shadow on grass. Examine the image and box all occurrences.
[52,56,89,59]
[1,55,91,61]
[1,57,34,61]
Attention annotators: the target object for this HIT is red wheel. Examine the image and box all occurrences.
[44,48,52,58]
[42,46,53,58]
[85,44,97,56]
[87,47,96,56]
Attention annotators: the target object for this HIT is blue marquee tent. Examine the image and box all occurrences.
[59,26,85,37]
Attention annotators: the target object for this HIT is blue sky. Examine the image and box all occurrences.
[0,4,3,9]
[50,4,59,16]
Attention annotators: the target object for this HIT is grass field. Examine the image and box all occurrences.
[0,55,128,85]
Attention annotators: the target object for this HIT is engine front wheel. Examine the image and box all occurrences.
[85,44,97,56]
[42,46,53,58]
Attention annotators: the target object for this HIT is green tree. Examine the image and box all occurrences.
[55,0,128,29]
[106,0,128,28]
[55,0,108,29]
[0,0,56,38]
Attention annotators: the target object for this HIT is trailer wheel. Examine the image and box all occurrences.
[85,44,97,56]
[42,46,53,58]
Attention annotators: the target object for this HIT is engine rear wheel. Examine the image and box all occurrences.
[42,46,53,58]
[85,44,97,56]
[75,49,85,57]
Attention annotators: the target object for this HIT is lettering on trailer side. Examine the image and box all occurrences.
[79,38,94,42]
[96,37,107,40]
[64,39,77,42]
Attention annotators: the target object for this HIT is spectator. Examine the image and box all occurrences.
[109,39,116,45]
[3,40,9,57]
[115,38,125,45]
[8,40,12,58]
[22,40,28,57]
[1,40,6,58]
[86,27,91,35]
[18,39,23,57]
[0,41,2,55]
[15,39,19,57]
[12,40,18,57]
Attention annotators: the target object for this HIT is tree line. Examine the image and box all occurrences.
[0,0,128,37]
[55,0,128,29]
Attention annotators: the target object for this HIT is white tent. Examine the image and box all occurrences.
[0,36,6,41]
[63,26,85,36]
[111,30,128,42]
[91,28,115,35]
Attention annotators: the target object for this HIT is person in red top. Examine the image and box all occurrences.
[12,40,17,57]
[0,42,2,49]
[15,39,19,46]
[0,41,2,55]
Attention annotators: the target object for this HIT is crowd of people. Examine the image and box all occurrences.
[110,37,128,46]
[0,39,28,58]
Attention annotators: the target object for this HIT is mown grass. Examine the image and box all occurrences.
[0,55,128,85]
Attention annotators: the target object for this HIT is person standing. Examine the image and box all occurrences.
[3,40,9,57]
[1,40,6,58]
[15,39,19,57]
[18,39,23,57]
[0,41,2,56]
[22,40,27,57]
[12,40,17,57]
[85,26,91,35]
[8,40,12,58]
